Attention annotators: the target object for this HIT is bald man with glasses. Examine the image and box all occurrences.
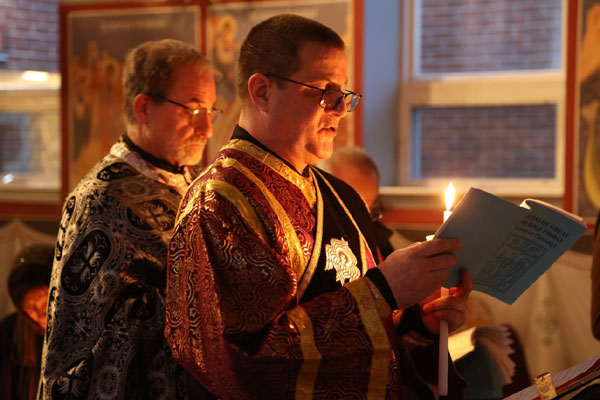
[165,15,471,400]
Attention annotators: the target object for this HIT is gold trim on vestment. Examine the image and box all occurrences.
[213,157,307,276]
[206,179,269,244]
[287,306,321,399]
[346,279,392,399]
[175,179,269,245]
[311,168,375,275]
[296,168,323,299]
[223,139,316,209]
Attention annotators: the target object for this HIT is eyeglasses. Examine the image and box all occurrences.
[265,73,362,112]
[370,197,384,222]
[148,93,222,124]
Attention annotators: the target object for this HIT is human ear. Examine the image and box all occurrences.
[247,73,270,112]
[132,94,151,124]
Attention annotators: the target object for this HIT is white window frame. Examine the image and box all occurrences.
[385,0,566,198]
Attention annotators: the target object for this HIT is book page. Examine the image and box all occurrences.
[493,199,588,303]
[435,188,587,304]
[449,324,515,383]
[448,326,476,361]
[504,355,600,400]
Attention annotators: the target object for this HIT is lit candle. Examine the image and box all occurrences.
[439,182,455,397]
[444,182,455,223]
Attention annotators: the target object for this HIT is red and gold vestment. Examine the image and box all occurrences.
[166,127,466,399]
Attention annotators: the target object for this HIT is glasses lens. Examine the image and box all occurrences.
[321,90,361,112]
[190,109,205,126]
[321,90,344,110]
[190,108,222,125]
[210,108,222,124]
[347,93,361,112]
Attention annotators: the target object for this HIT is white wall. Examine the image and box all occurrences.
[363,0,400,186]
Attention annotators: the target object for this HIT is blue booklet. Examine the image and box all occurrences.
[434,187,587,304]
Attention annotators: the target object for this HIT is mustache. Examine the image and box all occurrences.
[185,137,208,145]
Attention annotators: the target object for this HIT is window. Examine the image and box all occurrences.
[392,0,565,196]
[0,0,60,204]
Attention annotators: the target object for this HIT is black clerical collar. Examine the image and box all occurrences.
[231,125,310,176]
[122,133,185,174]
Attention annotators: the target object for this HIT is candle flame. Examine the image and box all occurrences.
[445,182,455,211]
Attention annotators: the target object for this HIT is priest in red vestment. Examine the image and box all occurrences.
[166,14,472,400]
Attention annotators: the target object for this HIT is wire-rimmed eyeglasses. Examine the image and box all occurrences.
[264,73,362,112]
[147,93,222,124]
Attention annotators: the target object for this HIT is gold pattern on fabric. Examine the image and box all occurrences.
[325,238,359,284]
[224,139,316,208]
[312,168,375,275]
[287,306,321,399]
[214,156,307,276]
[206,179,269,244]
[297,168,324,299]
[175,177,270,247]
[346,279,392,399]
[176,189,200,227]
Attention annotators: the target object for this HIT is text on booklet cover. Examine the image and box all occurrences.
[434,187,587,304]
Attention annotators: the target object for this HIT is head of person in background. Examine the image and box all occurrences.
[1,243,54,400]
[319,146,412,258]
[122,39,221,168]
[318,146,380,214]
[236,13,362,172]
[8,244,54,333]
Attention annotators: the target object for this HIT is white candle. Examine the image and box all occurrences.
[438,182,454,397]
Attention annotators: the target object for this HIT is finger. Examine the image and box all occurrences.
[453,268,474,297]
[419,238,461,258]
[425,253,458,272]
[430,308,467,331]
[421,294,466,314]
[461,268,474,292]
[421,288,442,305]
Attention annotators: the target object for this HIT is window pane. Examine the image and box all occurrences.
[0,111,60,188]
[412,105,556,178]
[419,0,562,73]
[0,0,60,195]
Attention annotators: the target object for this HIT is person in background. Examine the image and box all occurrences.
[318,146,412,259]
[0,243,53,400]
[165,14,472,399]
[38,39,219,399]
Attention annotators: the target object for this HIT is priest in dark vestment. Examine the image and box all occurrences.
[166,14,473,400]
[39,39,218,399]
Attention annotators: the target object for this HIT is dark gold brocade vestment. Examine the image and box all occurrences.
[39,138,208,400]
[166,128,466,400]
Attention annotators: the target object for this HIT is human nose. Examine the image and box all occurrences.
[192,111,213,137]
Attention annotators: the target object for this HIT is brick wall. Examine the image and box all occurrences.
[417,105,556,178]
[420,0,562,73]
[0,0,59,71]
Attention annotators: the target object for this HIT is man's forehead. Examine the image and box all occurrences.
[295,43,348,81]
[169,65,215,91]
